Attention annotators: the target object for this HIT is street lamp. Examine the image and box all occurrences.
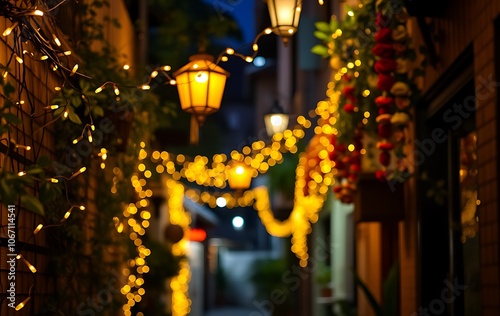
[266,0,302,45]
[174,54,229,144]
[227,161,253,190]
[264,101,289,136]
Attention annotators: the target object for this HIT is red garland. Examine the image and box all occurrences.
[331,81,363,203]
[373,13,397,180]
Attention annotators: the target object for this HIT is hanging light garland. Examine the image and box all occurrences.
[166,179,192,316]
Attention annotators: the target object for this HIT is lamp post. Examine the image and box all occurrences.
[264,101,289,136]
[266,0,302,45]
[174,54,229,144]
[227,161,253,190]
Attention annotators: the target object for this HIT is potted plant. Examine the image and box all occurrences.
[315,263,333,297]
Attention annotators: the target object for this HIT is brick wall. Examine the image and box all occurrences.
[402,1,500,315]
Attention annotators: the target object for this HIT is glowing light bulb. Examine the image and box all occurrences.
[195,71,208,83]
[235,166,245,175]
[270,115,283,127]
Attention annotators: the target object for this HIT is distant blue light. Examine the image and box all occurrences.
[253,56,266,67]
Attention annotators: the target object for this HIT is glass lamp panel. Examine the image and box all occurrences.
[267,0,278,27]
[175,72,192,112]
[227,163,252,190]
[188,71,209,112]
[264,113,289,136]
[275,0,300,27]
[207,72,227,111]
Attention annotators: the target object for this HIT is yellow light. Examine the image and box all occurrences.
[226,48,234,55]
[40,55,49,60]
[163,65,171,71]
[348,11,354,16]
[95,86,103,93]
[72,136,82,144]
[348,144,355,152]
[64,51,72,56]
[33,10,44,16]
[141,84,150,90]
[33,224,44,234]
[70,64,79,76]
[18,171,26,176]
[252,44,258,51]
[3,22,17,36]
[15,55,23,64]
[151,70,158,78]
[52,34,61,46]
[245,57,253,63]
[15,297,30,311]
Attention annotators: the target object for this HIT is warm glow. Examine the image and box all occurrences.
[174,54,229,118]
[227,162,252,190]
[267,0,302,43]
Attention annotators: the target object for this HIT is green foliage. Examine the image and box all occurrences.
[314,263,331,286]
[147,0,242,66]
[268,152,299,199]
[355,263,399,316]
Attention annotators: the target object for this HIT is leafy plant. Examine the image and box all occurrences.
[356,263,399,316]
[314,262,332,286]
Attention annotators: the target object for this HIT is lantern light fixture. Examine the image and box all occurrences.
[227,161,253,190]
[264,101,290,137]
[266,0,302,45]
[174,54,230,144]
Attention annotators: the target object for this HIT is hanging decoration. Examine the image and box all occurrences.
[264,101,290,136]
[266,0,303,45]
[174,54,230,144]
[311,0,424,202]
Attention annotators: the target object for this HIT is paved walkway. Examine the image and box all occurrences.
[206,307,268,316]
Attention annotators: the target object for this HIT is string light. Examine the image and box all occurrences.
[15,297,31,311]
[3,22,18,36]
[70,64,79,76]
[16,254,37,273]
[52,34,61,46]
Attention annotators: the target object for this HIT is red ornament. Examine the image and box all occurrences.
[374,59,397,74]
[343,103,356,113]
[377,141,395,151]
[378,123,392,139]
[375,27,392,43]
[350,164,361,173]
[377,73,395,91]
[378,106,391,115]
[343,85,355,97]
[376,13,390,28]
[379,150,391,167]
[375,96,394,107]
[375,170,387,181]
[336,144,347,153]
[333,186,343,193]
[372,43,395,58]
